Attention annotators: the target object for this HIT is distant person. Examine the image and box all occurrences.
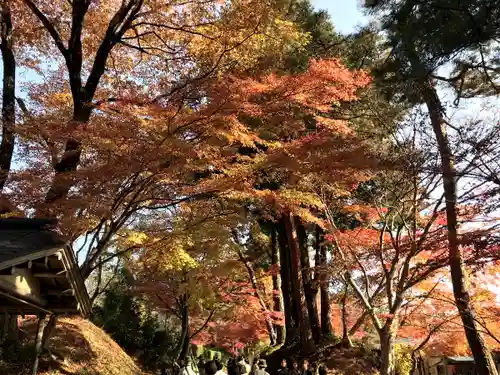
[227,357,234,375]
[254,359,270,375]
[277,359,289,375]
[236,356,250,375]
[318,365,327,375]
[198,356,206,375]
[290,361,300,375]
[206,361,219,375]
[215,360,224,372]
[250,358,259,375]
[301,360,313,375]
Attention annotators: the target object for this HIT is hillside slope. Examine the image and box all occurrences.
[1,316,146,375]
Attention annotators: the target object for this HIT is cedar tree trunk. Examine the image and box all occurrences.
[283,213,311,350]
[0,2,16,192]
[271,225,285,345]
[295,217,321,345]
[419,78,499,375]
[277,216,296,345]
[317,227,333,338]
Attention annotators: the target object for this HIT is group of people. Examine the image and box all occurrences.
[195,355,253,375]
[276,358,327,375]
[181,355,327,375]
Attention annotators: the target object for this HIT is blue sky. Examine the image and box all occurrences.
[312,0,367,34]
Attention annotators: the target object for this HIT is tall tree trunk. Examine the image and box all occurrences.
[379,322,397,375]
[277,216,296,345]
[418,78,499,375]
[236,246,277,345]
[271,226,285,345]
[316,226,333,339]
[295,218,321,345]
[341,282,353,347]
[0,1,16,192]
[177,294,190,361]
[283,213,311,350]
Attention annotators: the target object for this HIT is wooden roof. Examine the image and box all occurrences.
[0,218,91,317]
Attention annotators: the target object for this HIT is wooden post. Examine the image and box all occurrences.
[31,313,47,375]
[41,314,57,350]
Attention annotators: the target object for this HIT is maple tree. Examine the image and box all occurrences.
[320,115,500,375]
[0,0,310,283]
[86,48,373,355]
[365,1,500,373]
[5,0,307,209]
[129,201,283,360]
[3,1,500,374]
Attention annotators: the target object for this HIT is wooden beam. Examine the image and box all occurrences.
[31,314,47,375]
[0,290,51,314]
[60,245,92,317]
[0,248,62,272]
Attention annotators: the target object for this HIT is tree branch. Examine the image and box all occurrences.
[189,309,216,340]
[22,0,69,59]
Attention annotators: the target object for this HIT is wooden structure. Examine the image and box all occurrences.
[414,356,500,375]
[0,218,91,374]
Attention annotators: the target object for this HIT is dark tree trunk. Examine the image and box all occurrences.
[0,2,16,192]
[177,294,190,361]
[316,226,333,338]
[295,218,321,345]
[418,77,499,375]
[277,216,296,345]
[340,282,353,347]
[379,322,397,375]
[271,225,285,345]
[283,213,311,350]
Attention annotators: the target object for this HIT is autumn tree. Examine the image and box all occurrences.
[365,0,500,373]
[321,111,500,375]
[8,0,301,209]
[231,221,283,346]
[130,200,280,359]
[0,1,16,192]
[0,0,308,293]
